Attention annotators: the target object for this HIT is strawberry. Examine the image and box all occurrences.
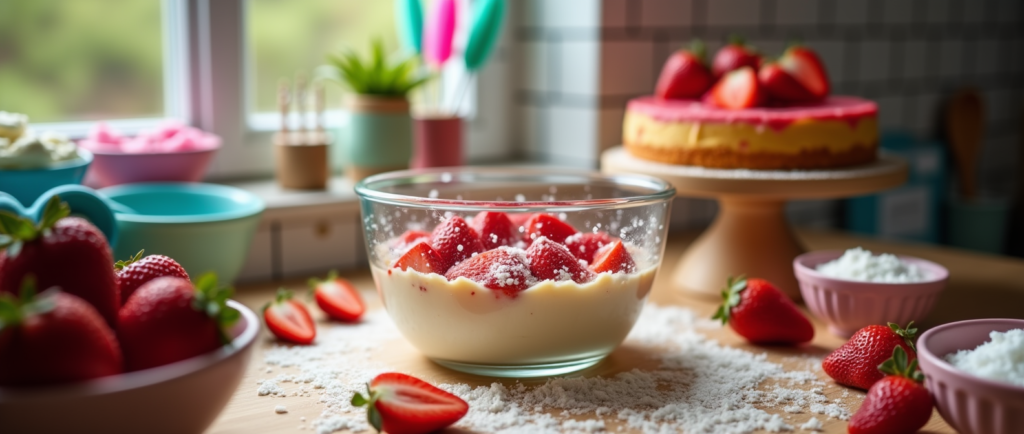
[712,276,814,345]
[589,240,636,274]
[262,289,316,345]
[758,61,818,103]
[352,372,469,434]
[445,248,532,297]
[777,45,830,100]
[0,278,122,386]
[711,35,760,78]
[564,232,614,264]
[655,40,714,100]
[118,274,239,371]
[848,346,933,434]
[524,213,578,244]
[430,216,485,272]
[392,230,430,252]
[0,197,119,327]
[470,211,516,249]
[114,249,190,305]
[393,241,446,274]
[709,66,764,109]
[525,237,593,284]
[507,213,534,229]
[310,271,365,322]
[822,322,918,390]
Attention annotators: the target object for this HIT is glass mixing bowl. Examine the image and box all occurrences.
[355,168,675,377]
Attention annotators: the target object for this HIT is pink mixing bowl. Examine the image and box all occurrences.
[87,146,218,187]
[794,250,948,337]
[917,319,1024,434]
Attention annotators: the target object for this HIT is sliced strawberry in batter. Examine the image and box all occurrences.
[589,240,637,274]
[392,230,430,251]
[524,214,578,244]
[563,232,615,264]
[445,248,534,297]
[526,237,593,284]
[430,216,484,271]
[470,211,516,249]
[393,242,446,274]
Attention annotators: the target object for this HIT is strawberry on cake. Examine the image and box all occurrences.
[625,38,878,170]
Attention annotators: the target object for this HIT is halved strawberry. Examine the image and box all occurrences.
[310,271,365,322]
[115,250,190,305]
[589,240,637,274]
[351,372,469,434]
[526,237,593,284]
[563,232,615,264]
[758,62,818,103]
[470,211,516,249]
[655,40,714,100]
[524,214,578,244]
[709,66,763,109]
[711,35,760,78]
[445,248,533,297]
[262,289,316,345]
[777,45,829,100]
[393,241,446,274]
[392,230,430,252]
[430,216,484,271]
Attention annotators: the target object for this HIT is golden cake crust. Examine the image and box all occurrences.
[624,141,878,170]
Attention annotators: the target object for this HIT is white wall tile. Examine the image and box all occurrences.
[520,41,551,92]
[237,225,272,282]
[939,39,964,78]
[875,96,904,129]
[640,0,692,27]
[280,218,359,278]
[859,40,890,82]
[926,0,954,24]
[883,0,915,24]
[707,0,761,26]
[775,0,819,26]
[546,105,598,166]
[600,40,655,95]
[520,105,547,158]
[835,0,868,25]
[597,107,626,153]
[559,40,601,96]
[901,39,928,79]
[525,0,602,28]
[602,0,629,28]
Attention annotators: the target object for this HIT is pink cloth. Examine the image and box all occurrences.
[79,121,220,154]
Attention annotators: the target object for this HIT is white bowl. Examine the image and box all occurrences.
[0,300,258,434]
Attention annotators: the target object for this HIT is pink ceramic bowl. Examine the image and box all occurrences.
[0,300,258,434]
[87,146,218,187]
[917,319,1024,434]
[794,250,948,337]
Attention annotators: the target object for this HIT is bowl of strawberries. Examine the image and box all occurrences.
[0,196,258,434]
[355,168,675,377]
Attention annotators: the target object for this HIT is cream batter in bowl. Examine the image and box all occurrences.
[355,168,674,377]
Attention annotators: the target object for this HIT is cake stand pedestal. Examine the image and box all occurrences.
[601,146,908,300]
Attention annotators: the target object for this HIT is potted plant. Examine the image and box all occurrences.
[319,39,428,181]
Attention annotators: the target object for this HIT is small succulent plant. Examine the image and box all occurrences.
[319,39,429,97]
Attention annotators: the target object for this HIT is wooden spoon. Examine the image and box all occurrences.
[944,89,985,200]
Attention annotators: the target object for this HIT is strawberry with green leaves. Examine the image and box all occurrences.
[713,276,814,345]
[118,273,239,371]
[655,40,714,100]
[263,289,316,345]
[0,197,120,327]
[822,322,918,390]
[0,278,123,386]
[352,372,469,434]
[310,271,365,322]
[711,35,760,78]
[115,249,190,305]
[776,45,830,101]
[848,346,934,434]
[708,66,764,109]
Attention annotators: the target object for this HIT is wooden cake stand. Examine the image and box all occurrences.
[601,146,908,300]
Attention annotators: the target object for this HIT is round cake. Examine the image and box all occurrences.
[623,96,878,170]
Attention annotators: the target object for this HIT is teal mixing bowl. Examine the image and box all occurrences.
[0,149,93,206]
[100,183,264,284]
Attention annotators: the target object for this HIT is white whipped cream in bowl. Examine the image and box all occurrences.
[0,130,82,170]
[355,168,675,377]
[0,111,29,141]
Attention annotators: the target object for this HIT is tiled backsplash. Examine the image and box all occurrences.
[513,0,1024,197]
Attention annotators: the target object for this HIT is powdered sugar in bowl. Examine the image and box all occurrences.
[355,168,675,377]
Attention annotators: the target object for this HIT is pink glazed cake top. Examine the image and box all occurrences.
[628,95,877,131]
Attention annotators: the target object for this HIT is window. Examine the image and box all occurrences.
[0,0,187,134]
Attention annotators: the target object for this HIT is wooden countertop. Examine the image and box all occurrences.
[208,229,1024,434]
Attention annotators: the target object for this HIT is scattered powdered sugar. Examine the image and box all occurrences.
[800,417,823,431]
[256,305,848,433]
[816,247,927,283]
[275,405,289,414]
[944,328,1024,387]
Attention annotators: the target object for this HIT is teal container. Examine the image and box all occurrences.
[947,196,1010,254]
[100,183,264,284]
[335,96,412,175]
[0,149,92,206]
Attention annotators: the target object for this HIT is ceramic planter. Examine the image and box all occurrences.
[412,114,463,169]
[336,95,412,181]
